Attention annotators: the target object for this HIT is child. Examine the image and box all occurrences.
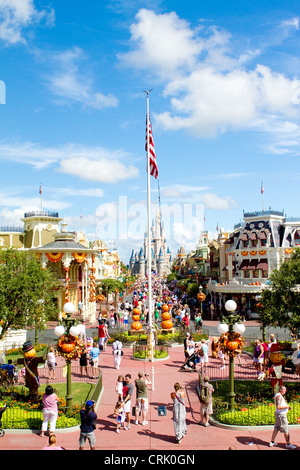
[115,375,124,401]
[114,401,128,433]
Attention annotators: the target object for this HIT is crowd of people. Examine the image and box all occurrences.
[1,276,298,450]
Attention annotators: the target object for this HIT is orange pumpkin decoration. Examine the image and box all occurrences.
[161,312,171,321]
[24,348,36,359]
[162,304,169,312]
[226,340,240,351]
[240,408,248,412]
[132,315,140,321]
[61,342,75,353]
[131,321,143,330]
[197,293,206,302]
[161,319,173,330]
[132,308,140,316]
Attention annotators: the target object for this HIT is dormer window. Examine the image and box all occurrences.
[250,232,258,247]
[240,233,248,248]
[295,230,300,246]
[259,231,267,247]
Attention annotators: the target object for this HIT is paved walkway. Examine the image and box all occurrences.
[1,327,300,452]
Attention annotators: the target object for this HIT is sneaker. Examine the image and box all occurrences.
[269,442,277,447]
[286,443,296,449]
[142,420,148,426]
[134,420,139,425]
[127,424,131,429]
[116,428,120,433]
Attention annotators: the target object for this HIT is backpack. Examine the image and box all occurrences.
[200,384,210,405]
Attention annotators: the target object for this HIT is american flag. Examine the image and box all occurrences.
[39,183,42,195]
[145,115,158,179]
[261,182,264,194]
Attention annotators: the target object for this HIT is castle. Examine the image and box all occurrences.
[129,207,172,278]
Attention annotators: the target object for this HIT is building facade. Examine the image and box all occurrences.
[0,210,121,322]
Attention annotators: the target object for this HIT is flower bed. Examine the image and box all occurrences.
[0,386,82,429]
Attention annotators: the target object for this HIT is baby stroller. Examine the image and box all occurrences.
[0,404,7,437]
[180,352,200,372]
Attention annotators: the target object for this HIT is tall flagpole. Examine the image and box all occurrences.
[39,183,43,210]
[261,181,264,213]
[145,90,155,390]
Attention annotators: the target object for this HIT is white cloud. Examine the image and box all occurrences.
[201,193,239,210]
[121,9,300,145]
[118,9,202,78]
[0,141,139,181]
[59,157,139,183]
[46,47,118,109]
[0,0,54,44]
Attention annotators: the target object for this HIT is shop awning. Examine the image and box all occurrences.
[256,259,268,270]
[240,233,248,241]
[248,259,258,270]
[258,231,267,239]
[250,232,257,240]
[239,259,249,270]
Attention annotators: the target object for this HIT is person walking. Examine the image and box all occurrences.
[199,376,214,427]
[134,371,152,426]
[46,347,57,380]
[269,385,296,449]
[170,382,187,444]
[199,338,209,374]
[40,385,59,437]
[112,339,123,369]
[79,400,97,450]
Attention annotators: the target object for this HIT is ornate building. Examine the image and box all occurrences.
[129,207,172,278]
[0,210,121,322]
[206,209,300,314]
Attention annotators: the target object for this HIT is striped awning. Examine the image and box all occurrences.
[239,259,249,270]
[248,259,258,270]
[258,231,267,239]
[256,259,268,270]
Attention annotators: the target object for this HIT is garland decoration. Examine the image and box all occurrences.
[46,253,64,263]
[89,266,97,302]
[219,331,244,357]
[57,333,83,361]
[64,266,70,303]
[72,253,87,263]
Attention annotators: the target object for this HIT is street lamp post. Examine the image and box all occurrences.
[217,300,245,410]
[54,302,81,410]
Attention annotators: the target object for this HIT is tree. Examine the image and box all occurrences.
[259,248,300,335]
[0,248,58,340]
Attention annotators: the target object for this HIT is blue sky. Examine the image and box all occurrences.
[0,0,300,263]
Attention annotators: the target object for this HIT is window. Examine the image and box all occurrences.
[253,269,259,278]
[243,240,249,248]
[260,238,267,247]
[262,270,268,278]
[244,269,251,278]
[251,239,258,247]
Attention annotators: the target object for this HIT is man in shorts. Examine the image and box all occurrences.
[123,374,134,429]
[134,371,152,426]
[269,385,296,449]
[79,400,97,450]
